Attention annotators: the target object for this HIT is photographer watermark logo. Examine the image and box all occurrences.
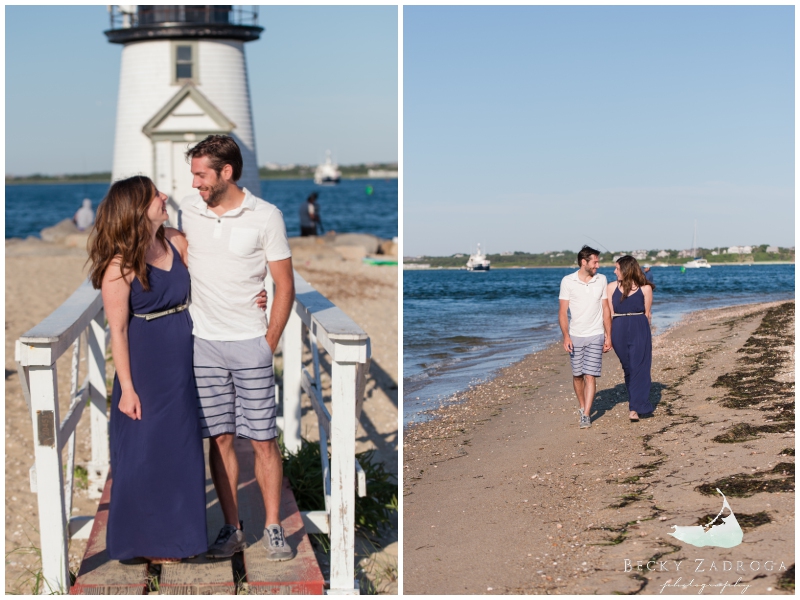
[667,488,743,548]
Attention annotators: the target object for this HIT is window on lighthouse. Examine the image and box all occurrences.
[174,44,196,83]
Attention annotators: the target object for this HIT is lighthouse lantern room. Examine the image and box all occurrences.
[106,6,263,224]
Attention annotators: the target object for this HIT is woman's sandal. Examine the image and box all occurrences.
[629,412,640,422]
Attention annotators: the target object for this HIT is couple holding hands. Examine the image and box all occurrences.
[559,246,655,428]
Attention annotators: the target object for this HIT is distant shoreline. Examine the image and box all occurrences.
[405,261,795,270]
[5,175,397,186]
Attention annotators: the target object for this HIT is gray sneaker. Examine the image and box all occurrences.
[580,415,592,429]
[578,407,585,421]
[263,524,295,561]
[206,523,246,559]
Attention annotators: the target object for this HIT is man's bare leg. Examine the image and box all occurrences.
[209,433,241,528]
[572,375,586,412]
[583,374,596,417]
[252,438,283,527]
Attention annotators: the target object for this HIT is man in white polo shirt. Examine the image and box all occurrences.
[179,135,296,561]
[558,246,612,428]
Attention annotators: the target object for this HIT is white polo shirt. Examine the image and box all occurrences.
[179,188,292,341]
[558,271,608,338]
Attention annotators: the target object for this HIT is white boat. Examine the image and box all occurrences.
[466,244,491,271]
[314,150,341,185]
[684,221,711,268]
[684,257,711,268]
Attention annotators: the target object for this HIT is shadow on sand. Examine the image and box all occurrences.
[590,381,666,422]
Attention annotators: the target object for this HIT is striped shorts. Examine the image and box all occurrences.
[569,333,604,377]
[193,336,277,441]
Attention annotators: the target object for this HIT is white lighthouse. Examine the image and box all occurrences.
[105,6,262,224]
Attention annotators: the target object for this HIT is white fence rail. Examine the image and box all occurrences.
[16,271,369,595]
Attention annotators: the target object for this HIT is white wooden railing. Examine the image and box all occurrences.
[15,271,369,595]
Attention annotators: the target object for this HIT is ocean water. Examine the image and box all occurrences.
[403,265,795,426]
[5,178,398,241]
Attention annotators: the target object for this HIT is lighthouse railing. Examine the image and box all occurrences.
[108,5,260,30]
[16,271,368,595]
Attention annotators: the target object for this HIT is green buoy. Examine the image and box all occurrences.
[680,266,686,273]
[365,185,374,196]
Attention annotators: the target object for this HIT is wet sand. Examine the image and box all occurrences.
[5,235,398,594]
[404,301,794,594]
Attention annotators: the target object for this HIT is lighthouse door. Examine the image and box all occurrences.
[171,141,197,222]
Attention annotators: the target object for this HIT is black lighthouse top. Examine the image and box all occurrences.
[105,6,263,44]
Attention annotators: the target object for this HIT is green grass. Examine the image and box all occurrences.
[281,438,398,536]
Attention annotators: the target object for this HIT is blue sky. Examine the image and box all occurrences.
[404,6,794,255]
[5,5,397,175]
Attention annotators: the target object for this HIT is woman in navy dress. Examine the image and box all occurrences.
[605,255,655,421]
[89,176,207,562]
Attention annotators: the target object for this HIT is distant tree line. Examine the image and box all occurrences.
[258,163,398,180]
[408,247,795,268]
[6,172,112,184]
[6,162,400,184]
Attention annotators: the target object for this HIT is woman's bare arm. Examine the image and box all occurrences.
[165,227,189,268]
[102,258,141,420]
[642,285,653,325]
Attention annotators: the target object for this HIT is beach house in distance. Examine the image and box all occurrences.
[105,5,263,226]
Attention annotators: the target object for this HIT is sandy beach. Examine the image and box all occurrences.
[404,300,794,594]
[5,233,398,594]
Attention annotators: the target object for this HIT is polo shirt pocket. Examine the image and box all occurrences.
[228,227,260,256]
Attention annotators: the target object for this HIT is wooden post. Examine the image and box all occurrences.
[282,307,303,454]
[28,357,70,594]
[328,357,357,595]
[87,311,109,498]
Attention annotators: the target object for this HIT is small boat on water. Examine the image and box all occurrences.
[684,257,711,268]
[667,488,743,548]
[314,150,341,185]
[466,244,491,271]
[684,221,711,268]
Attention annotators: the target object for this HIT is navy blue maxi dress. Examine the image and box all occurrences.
[611,286,653,415]
[107,241,208,560]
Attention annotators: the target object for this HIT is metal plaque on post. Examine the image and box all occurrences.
[37,410,55,447]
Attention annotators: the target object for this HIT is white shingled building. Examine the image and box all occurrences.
[106,6,263,225]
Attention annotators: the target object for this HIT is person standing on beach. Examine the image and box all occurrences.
[73,198,95,231]
[90,176,207,563]
[558,245,612,428]
[642,265,654,284]
[299,191,321,236]
[607,255,654,421]
[179,135,297,561]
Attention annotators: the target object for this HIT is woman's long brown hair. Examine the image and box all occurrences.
[616,255,655,301]
[88,176,166,292]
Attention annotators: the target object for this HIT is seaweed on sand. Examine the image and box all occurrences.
[777,564,795,592]
[696,462,794,498]
[695,510,771,530]
[711,303,795,416]
[712,421,794,444]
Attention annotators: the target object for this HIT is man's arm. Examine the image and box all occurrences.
[602,297,612,352]
[558,299,572,353]
[265,257,296,352]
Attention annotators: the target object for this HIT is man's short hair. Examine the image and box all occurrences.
[577,245,600,267]
[186,135,243,182]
